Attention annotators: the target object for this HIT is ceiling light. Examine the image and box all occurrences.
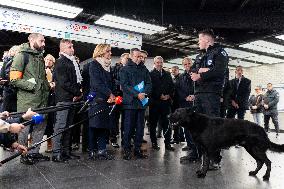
[0,0,83,18]
[240,40,284,54]
[95,14,166,35]
[276,35,284,41]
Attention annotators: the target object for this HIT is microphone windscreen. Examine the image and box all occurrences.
[32,114,44,124]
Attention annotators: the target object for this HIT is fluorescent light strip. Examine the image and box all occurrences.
[276,35,284,41]
[95,14,166,35]
[226,48,284,64]
[0,0,83,18]
[240,40,284,54]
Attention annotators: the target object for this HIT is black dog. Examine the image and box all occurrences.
[168,108,284,181]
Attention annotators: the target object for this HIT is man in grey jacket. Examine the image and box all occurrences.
[263,83,280,137]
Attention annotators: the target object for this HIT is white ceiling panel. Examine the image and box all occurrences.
[240,40,284,54]
[229,59,261,67]
[246,55,283,64]
[225,48,259,59]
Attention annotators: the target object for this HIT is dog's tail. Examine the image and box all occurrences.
[269,141,284,152]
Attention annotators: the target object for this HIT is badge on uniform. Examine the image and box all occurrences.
[207,60,213,66]
[221,50,228,57]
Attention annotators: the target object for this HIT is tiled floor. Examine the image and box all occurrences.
[1,131,284,189]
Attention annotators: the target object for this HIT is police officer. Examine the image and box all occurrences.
[190,29,229,169]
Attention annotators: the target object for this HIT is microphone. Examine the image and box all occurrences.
[77,92,97,113]
[109,96,123,115]
[22,114,44,126]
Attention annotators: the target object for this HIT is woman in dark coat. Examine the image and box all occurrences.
[88,44,115,160]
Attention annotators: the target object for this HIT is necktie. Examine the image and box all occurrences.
[236,78,241,90]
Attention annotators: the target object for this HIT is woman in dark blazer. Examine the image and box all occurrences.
[88,44,115,160]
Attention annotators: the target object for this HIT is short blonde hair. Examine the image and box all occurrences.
[182,57,192,64]
[93,44,111,59]
[44,54,55,63]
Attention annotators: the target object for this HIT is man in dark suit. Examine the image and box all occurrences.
[120,48,152,160]
[52,39,82,162]
[227,65,251,120]
[149,56,175,151]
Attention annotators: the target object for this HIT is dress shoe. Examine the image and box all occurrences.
[180,155,200,162]
[165,144,175,151]
[71,143,80,151]
[152,143,160,150]
[182,146,191,151]
[134,150,148,159]
[29,153,50,161]
[52,154,67,163]
[180,138,185,142]
[123,150,132,160]
[209,161,221,170]
[96,150,114,160]
[20,155,35,165]
[142,139,147,143]
[111,143,120,148]
[63,153,80,160]
[89,151,96,160]
[170,140,180,144]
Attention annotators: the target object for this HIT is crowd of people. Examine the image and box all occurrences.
[0,29,281,169]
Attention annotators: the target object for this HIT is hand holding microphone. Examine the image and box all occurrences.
[77,92,97,113]
[9,114,44,133]
[109,96,123,115]
[21,114,44,126]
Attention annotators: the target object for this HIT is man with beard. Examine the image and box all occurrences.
[10,33,50,165]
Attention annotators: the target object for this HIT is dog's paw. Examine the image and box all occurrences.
[196,170,206,178]
[263,175,270,181]
[249,171,257,176]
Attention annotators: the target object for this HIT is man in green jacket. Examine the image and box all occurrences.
[10,33,50,165]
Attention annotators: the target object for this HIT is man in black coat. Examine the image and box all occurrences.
[52,39,82,162]
[176,58,198,160]
[120,48,152,160]
[149,56,175,151]
[170,65,184,144]
[110,53,129,148]
[227,66,251,120]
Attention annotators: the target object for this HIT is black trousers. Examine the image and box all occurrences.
[149,102,171,145]
[226,107,246,120]
[195,93,221,161]
[110,105,123,143]
[264,113,279,133]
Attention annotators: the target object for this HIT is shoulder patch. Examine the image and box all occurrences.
[221,50,228,57]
